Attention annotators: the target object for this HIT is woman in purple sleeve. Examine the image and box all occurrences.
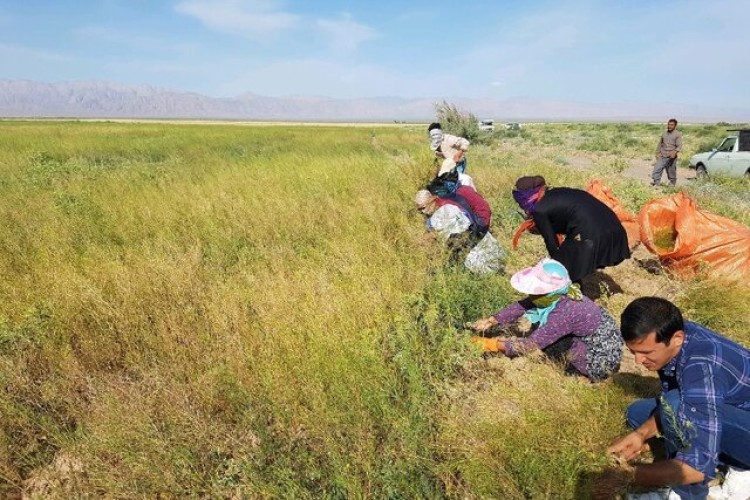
[468,258,623,382]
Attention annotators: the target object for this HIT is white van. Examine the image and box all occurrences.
[478,119,494,132]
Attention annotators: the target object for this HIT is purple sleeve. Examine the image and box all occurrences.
[492,301,526,325]
[505,304,575,357]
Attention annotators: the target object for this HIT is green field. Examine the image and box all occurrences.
[0,120,748,498]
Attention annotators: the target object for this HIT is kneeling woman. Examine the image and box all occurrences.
[469,258,623,382]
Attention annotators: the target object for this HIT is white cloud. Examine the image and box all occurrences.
[315,13,377,55]
[219,57,460,99]
[175,0,299,39]
[449,1,745,104]
[453,7,589,97]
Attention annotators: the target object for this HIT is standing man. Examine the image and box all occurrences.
[607,297,750,499]
[427,122,470,176]
[652,118,683,186]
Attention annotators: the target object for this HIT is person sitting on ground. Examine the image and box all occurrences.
[606,297,750,500]
[512,175,630,284]
[416,182,491,238]
[468,258,623,382]
[427,122,470,176]
[415,189,504,273]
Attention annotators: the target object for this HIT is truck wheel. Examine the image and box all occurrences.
[695,164,707,178]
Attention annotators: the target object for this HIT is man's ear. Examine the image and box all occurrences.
[671,330,685,348]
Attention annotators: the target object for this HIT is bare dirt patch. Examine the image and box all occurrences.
[560,154,699,186]
[564,155,594,171]
[621,158,696,186]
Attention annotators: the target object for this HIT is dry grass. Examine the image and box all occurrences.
[0,120,747,498]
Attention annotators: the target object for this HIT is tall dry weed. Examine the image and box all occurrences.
[1,121,748,498]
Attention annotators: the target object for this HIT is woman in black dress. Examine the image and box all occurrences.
[512,176,630,282]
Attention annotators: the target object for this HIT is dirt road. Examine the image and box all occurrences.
[622,158,697,186]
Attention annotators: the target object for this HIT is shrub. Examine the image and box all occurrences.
[434,101,487,145]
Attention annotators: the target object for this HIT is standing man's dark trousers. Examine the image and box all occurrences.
[652,156,677,186]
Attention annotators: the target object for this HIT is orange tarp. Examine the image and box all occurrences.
[585,179,640,249]
[639,192,750,281]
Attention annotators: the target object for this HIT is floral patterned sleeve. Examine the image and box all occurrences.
[505,304,575,356]
[492,301,527,326]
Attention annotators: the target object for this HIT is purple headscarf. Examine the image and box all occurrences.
[512,186,545,215]
[513,176,547,215]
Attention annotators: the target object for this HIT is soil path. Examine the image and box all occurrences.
[564,154,698,186]
[622,158,697,186]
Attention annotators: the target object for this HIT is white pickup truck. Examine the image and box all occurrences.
[688,129,750,178]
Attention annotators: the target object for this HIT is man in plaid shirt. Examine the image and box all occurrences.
[608,297,750,498]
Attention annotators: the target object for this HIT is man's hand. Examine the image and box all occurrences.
[607,431,645,462]
[453,151,464,162]
[586,466,634,500]
[669,152,677,159]
[467,317,498,333]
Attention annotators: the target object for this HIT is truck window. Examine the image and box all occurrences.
[739,130,750,151]
[717,137,736,152]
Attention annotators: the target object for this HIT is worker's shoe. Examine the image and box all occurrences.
[721,466,750,500]
[627,488,680,499]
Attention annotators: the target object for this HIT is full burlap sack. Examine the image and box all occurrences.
[638,192,750,281]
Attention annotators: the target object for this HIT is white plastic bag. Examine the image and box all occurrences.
[464,232,506,274]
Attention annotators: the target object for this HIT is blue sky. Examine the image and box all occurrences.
[1,0,748,108]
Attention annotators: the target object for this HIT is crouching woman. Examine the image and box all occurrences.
[469,258,623,382]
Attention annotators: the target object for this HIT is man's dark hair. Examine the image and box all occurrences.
[428,122,442,132]
[620,297,684,344]
[668,118,678,125]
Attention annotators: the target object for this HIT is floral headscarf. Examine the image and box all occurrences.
[518,259,582,326]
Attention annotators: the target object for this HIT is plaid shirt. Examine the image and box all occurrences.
[658,322,750,479]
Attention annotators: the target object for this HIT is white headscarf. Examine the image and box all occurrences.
[415,190,433,206]
[429,128,444,151]
[458,173,476,190]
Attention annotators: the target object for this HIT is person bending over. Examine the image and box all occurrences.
[512,175,630,283]
[427,122,470,176]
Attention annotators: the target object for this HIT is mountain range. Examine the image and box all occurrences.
[1,80,747,123]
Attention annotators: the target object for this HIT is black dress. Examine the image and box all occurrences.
[531,187,630,282]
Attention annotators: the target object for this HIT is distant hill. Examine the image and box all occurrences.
[1,79,747,123]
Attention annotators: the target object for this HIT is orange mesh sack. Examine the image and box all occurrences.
[638,192,750,281]
[586,179,640,249]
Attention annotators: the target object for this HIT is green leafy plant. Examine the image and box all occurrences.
[434,101,487,144]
